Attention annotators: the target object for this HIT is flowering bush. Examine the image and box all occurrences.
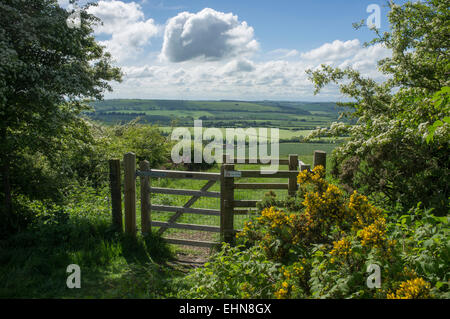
[387,278,432,299]
[233,167,448,299]
[305,1,449,216]
[178,167,448,299]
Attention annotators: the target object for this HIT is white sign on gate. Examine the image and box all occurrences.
[224,170,242,178]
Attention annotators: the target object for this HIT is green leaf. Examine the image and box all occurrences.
[435,281,444,289]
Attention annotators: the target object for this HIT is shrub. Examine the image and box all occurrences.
[178,244,281,299]
[387,278,432,299]
[229,167,449,299]
[305,0,449,216]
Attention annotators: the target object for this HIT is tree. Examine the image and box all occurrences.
[0,0,122,233]
[306,0,449,215]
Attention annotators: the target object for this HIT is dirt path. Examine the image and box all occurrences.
[165,231,217,270]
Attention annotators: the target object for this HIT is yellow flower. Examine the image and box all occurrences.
[330,237,352,257]
[297,165,326,190]
[387,278,432,299]
[358,217,387,247]
[348,191,382,229]
[274,288,288,299]
[260,207,290,229]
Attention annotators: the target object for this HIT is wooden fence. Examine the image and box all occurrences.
[108,150,327,248]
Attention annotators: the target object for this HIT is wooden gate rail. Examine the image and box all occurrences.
[156,179,218,236]
[151,221,220,232]
[233,200,261,207]
[225,170,299,178]
[234,183,289,190]
[122,152,222,247]
[150,205,220,216]
[149,187,220,198]
[224,158,290,165]
[136,169,220,180]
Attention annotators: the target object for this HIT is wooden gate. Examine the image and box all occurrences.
[108,151,327,248]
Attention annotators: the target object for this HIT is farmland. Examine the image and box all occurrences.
[87,99,349,130]
[86,99,347,158]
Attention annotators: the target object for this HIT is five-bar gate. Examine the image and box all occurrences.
[108,151,327,248]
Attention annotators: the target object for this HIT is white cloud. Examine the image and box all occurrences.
[87,0,161,62]
[123,65,158,78]
[220,59,255,75]
[300,39,361,61]
[109,37,391,100]
[161,8,259,62]
[63,4,390,101]
[266,49,301,61]
[57,0,71,8]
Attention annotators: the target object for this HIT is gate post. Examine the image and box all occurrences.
[313,150,327,171]
[288,154,298,196]
[109,159,122,232]
[124,152,136,237]
[221,163,235,244]
[139,160,151,235]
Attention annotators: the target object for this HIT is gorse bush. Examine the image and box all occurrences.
[239,167,388,263]
[182,167,448,299]
[387,278,432,299]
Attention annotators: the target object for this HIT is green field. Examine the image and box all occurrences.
[161,126,314,140]
[87,99,349,129]
[86,98,342,239]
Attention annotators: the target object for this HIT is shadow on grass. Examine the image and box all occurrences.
[0,213,184,298]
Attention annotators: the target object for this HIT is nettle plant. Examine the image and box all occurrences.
[305,0,449,215]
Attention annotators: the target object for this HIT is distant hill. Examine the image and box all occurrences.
[87,99,345,129]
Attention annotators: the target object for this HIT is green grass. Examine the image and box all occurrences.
[0,187,186,298]
[279,142,339,156]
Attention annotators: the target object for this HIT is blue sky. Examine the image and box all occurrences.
[139,0,390,53]
[61,0,398,101]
